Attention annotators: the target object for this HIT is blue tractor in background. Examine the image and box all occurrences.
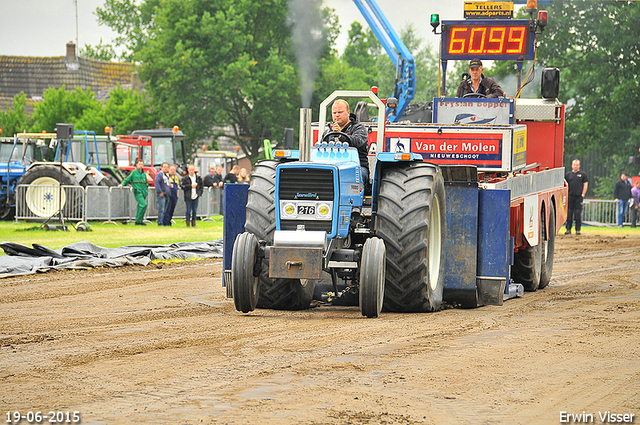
[230,91,446,318]
[0,134,53,219]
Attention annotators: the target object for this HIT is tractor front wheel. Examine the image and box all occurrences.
[359,237,386,318]
[232,232,260,313]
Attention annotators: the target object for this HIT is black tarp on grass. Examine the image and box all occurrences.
[0,240,223,278]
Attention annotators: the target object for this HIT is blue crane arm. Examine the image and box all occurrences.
[352,0,415,122]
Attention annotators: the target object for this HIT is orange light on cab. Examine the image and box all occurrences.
[104,126,111,134]
[172,125,179,134]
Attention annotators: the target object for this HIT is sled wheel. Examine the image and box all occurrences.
[359,237,386,318]
[512,211,543,291]
[232,232,260,313]
[539,202,556,289]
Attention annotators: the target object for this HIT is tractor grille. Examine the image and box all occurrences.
[278,167,334,200]
[278,167,335,233]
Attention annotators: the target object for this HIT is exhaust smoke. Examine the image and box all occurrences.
[287,0,326,108]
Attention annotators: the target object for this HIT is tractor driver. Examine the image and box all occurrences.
[323,99,370,182]
[456,59,506,98]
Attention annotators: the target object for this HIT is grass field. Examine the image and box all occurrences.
[0,217,224,253]
[1,217,638,255]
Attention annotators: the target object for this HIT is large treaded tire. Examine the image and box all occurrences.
[232,232,260,313]
[244,160,315,310]
[539,202,556,289]
[359,237,386,318]
[512,208,543,291]
[17,165,81,218]
[375,162,447,312]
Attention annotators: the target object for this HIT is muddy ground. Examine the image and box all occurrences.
[1,234,639,424]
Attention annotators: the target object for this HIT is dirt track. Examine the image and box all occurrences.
[1,234,639,424]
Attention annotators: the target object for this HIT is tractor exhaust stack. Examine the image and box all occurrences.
[299,108,312,162]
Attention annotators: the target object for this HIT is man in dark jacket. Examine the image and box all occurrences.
[565,159,589,235]
[456,59,506,98]
[614,172,632,227]
[154,162,171,226]
[322,99,370,182]
[181,164,204,227]
[162,164,180,226]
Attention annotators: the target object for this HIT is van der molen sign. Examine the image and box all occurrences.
[464,1,513,19]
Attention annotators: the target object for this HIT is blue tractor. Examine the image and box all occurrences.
[230,91,446,318]
[0,134,53,219]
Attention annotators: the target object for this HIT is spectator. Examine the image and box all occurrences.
[565,159,588,235]
[238,168,250,184]
[118,159,148,226]
[163,164,180,226]
[224,165,240,184]
[613,172,632,227]
[203,165,224,188]
[181,164,203,227]
[631,180,640,228]
[213,165,224,187]
[154,162,171,226]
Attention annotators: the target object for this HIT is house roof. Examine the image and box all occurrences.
[0,43,134,112]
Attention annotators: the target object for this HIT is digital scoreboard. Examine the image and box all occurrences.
[441,20,535,61]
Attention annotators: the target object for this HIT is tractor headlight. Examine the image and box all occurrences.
[282,202,297,218]
[316,203,331,219]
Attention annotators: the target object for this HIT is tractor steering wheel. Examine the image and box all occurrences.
[321,131,353,146]
[463,93,487,98]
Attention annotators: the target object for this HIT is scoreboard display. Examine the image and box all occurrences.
[441,20,535,61]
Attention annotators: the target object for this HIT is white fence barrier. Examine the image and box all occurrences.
[582,199,635,226]
[16,184,224,223]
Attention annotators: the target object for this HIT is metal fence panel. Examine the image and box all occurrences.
[582,199,631,225]
[16,184,86,222]
[15,184,225,224]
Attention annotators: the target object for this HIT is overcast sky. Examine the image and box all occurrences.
[0,0,468,57]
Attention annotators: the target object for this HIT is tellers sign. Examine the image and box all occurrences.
[441,20,535,60]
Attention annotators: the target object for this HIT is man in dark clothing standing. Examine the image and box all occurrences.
[456,59,506,98]
[322,99,370,182]
[565,159,589,235]
[614,172,633,227]
[154,162,171,226]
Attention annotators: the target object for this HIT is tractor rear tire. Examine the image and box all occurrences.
[375,162,447,312]
[232,232,260,313]
[539,202,556,289]
[512,209,543,291]
[17,165,81,218]
[244,160,315,310]
[359,237,386,318]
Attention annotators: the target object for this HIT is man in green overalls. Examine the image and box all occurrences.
[118,159,149,225]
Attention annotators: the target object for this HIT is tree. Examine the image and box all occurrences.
[0,93,30,136]
[96,0,337,161]
[533,2,640,195]
[75,85,159,135]
[79,39,118,61]
[29,86,98,133]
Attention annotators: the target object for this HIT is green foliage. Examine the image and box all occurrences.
[535,2,640,181]
[27,86,158,136]
[98,0,315,160]
[0,93,30,136]
[76,85,158,135]
[29,86,97,133]
[79,40,118,61]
